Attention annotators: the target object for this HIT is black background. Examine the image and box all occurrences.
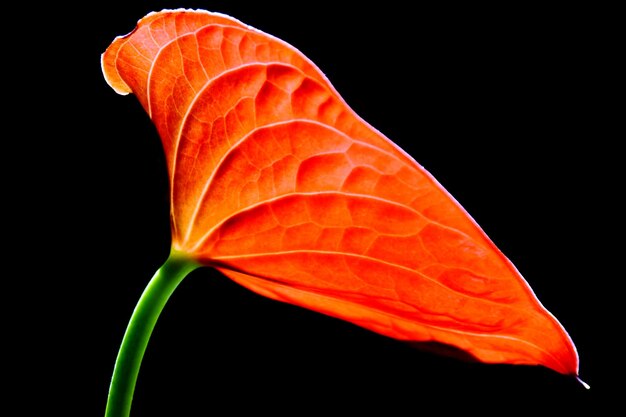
[26,0,616,415]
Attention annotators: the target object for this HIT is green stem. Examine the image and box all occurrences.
[105,251,201,417]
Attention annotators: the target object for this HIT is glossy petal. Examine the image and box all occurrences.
[102,9,579,376]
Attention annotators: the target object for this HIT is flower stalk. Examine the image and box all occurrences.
[105,251,200,417]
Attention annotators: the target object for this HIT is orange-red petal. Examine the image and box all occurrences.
[102,9,579,376]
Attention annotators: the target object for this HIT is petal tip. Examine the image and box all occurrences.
[576,376,591,390]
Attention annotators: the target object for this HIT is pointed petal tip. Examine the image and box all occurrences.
[576,376,591,390]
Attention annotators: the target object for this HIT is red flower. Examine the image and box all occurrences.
[102,9,579,377]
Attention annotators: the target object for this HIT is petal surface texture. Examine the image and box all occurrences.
[102,9,579,375]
